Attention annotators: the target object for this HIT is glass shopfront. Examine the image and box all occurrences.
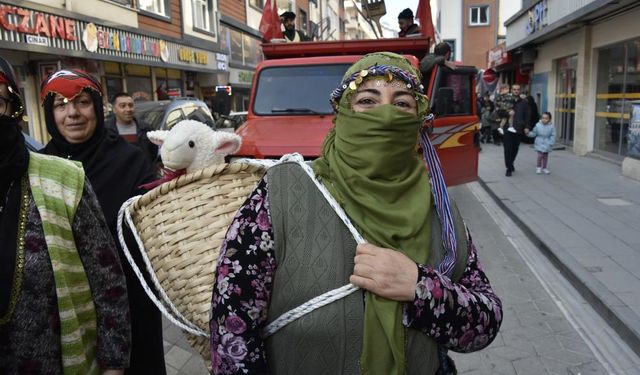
[594,39,640,157]
[155,68,183,99]
[555,56,577,146]
[126,64,153,102]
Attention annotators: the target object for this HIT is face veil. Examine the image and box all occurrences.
[313,52,434,375]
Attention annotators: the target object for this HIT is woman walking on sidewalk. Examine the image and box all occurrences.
[525,112,556,174]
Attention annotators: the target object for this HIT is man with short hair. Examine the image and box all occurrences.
[502,84,531,176]
[280,11,310,42]
[420,42,457,78]
[106,92,157,164]
[398,8,421,37]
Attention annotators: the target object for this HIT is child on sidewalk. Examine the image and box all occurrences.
[525,111,556,174]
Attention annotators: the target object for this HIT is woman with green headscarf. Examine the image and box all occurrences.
[210,52,502,375]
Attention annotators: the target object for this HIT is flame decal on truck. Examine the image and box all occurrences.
[431,122,480,149]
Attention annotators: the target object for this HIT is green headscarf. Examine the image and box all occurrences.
[313,52,432,375]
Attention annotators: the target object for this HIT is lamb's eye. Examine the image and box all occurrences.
[188,140,195,148]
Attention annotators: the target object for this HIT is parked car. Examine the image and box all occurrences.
[106,97,216,131]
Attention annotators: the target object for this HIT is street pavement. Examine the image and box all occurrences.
[161,143,640,374]
[477,142,640,356]
[449,182,636,374]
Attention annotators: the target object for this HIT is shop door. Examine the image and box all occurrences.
[555,56,577,145]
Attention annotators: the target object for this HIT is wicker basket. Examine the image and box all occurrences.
[127,162,267,364]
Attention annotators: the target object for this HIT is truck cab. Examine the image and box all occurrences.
[235,37,479,186]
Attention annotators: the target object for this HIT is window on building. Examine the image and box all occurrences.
[193,0,214,33]
[299,9,308,33]
[249,0,264,10]
[105,0,133,6]
[309,21,319,40]
[469,5,489,26]
[139,0,168,17]
[444,39,456,61]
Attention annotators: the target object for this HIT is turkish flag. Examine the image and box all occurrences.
[259,0,282,42]
[416,0,435,44]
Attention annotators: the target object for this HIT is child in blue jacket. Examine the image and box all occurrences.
[525,112,556,174]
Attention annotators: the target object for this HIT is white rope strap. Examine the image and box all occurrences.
[117,197,209,337]
[259,154,365,338]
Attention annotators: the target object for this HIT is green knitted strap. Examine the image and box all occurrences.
[28,153,99,375]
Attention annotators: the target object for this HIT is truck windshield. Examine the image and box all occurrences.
[253,64,351,115]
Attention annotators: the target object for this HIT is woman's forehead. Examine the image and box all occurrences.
[54,91,90,101]
[356,78,413,94]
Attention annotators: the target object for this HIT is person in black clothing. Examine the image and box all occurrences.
[40,69,166,375]
[105,92,157,164]
[522,94,540,145]
[398,8,421,37]
[280,11,311,42]
[503,84,531,176]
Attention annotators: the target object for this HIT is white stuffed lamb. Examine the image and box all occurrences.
[148,120,242,174]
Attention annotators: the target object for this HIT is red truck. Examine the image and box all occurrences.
[234,37,480,186]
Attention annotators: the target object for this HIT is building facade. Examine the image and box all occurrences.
[437,0,501,69]
[505,0,640,180]
[1,0,228,143]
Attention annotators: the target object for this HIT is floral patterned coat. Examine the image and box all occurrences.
[209,177,503,374]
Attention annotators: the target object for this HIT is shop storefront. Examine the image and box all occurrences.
[216,16,262,114]
[483,42,511,94]
[0,2,227,142]
[594,39,640,157]
[555,56,577,146]
[505,0,640,180]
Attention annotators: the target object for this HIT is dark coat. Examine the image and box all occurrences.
[105,115,158,165]
[41,92,166,375]
[513,98,531,134]
[399,23,421,37]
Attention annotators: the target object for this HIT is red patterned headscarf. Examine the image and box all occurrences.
[0,72,9,86]
[40,69,102,103]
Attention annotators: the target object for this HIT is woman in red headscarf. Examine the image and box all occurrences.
[40,69,166,375]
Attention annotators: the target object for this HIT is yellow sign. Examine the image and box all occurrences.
[178,47,208,65]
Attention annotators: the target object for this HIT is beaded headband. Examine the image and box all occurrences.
[330,64,425,112]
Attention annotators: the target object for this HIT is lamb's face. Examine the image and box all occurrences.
[152,120,212,171]
[148,119,242,173]
[160,130,199,170]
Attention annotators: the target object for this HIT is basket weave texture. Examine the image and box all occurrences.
[129,162,267,363]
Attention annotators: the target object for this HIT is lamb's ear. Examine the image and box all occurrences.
[214,133,242,155]
[148,130,169,146]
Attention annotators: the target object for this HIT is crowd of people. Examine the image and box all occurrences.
[1,49,504,374]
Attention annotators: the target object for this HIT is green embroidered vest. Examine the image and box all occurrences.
[28,152,99,375]
[265,163,469,375]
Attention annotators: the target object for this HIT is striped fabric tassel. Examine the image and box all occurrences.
[28,153,99,375]
[419,130,458,277]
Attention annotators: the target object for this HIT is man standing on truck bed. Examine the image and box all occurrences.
[398,8,421,37]
[280,11,311,42]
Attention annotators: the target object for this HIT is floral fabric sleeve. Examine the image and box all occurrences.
[210,177,275,375]
[404,239,503,353]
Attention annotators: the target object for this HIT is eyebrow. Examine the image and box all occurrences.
[355,88,414,98]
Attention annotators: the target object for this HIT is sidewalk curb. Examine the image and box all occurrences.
[477,177,640,356]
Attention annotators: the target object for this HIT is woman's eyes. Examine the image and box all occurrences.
[394,100,411,108]
[354,97,415,109]
[356,97,376,105]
